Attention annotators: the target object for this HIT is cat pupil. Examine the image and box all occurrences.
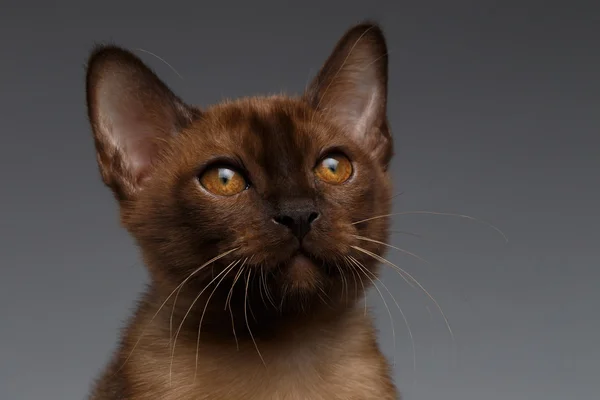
[218,168,234,185]
[324,158,338,173]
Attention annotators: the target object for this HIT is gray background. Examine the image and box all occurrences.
[1,1,598,399]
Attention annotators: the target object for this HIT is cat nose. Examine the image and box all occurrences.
[273,208,320,241]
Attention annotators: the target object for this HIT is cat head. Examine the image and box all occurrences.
[86,23,394,315]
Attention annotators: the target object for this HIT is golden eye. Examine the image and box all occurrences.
[199,166,247,196]
[315,153,353,184]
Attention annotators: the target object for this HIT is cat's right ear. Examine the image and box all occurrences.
[85,45,200,201]
[305,23,393,168]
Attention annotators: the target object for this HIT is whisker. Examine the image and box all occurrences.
[170,251,236,349]
[170,255,242,386]
[316,284,332,308]
[112,247,238,377]
[346,256,397,367]
[316,291,329,308]
[350,238,417,291]
[245,268,266,367]
[136,48,184,80]
[351,245,454,342]
[279,283,288,312]
[225,263,246,311]
[389,191,405,200]
[227,260,248,351]
[258,265,268,308]
[280,280,294,312]
[353,235,429,264]
[348,255,416,377]
[334,259,348,303]
[352,211,508,243]
[343,256,367,315]
[339,258,351,305]
[247,271,259,323]
[262,266,278,310]
[361,49,394,70]
[193,259,241,383]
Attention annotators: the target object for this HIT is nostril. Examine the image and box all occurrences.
[272,209,320,240]
[273,213,319,228]
[273,215,294,228]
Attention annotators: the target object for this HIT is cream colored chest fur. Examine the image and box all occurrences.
[126,312,397,399]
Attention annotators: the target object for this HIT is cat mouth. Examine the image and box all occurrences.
[289,251,317,269]
[270,245,327,275]
[282,251,322,290]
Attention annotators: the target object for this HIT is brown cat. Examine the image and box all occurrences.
[86,22,398,400]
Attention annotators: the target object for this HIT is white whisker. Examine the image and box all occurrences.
[346,256,397,367]
[170,253,242,386]
[113,247,238,377]
[136,48,184,80]
[351,245,454,342]
[193,259,241,383]
[353,234,429,265]
[244,268,266,367]
[353,211,508,243]
[348,255,416,378]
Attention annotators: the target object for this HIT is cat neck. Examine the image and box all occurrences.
[143,276,361,345]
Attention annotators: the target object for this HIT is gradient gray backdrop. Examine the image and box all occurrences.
[1,1,598,399]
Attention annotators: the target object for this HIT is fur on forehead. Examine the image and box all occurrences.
[169,96,358,163]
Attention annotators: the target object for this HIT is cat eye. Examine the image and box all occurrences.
[198,166,248,196]
[314,153,353,185]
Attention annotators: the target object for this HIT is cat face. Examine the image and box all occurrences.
[86,23,393,312]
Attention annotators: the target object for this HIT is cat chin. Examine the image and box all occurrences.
[279,253,324,293]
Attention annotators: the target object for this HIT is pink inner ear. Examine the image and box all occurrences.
[121,127,160,184]
[313,56,386,151]
[111,105,163,182]
[94,68,182,187]
[328,66,383,141]
[87,46,200,199]
[305,25,391,164]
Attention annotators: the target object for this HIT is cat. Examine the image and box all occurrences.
[85,21,398,400]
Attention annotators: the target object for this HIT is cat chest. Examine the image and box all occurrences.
[128,342,385,399]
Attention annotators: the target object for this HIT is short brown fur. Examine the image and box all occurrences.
[86,22,400,399]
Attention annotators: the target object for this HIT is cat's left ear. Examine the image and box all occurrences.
[306,23,393,168]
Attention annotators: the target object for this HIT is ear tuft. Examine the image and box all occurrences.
[306,23,393,166]
[85,45,199,201]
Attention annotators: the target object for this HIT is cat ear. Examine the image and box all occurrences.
[306,23,393,167]
[85,45,199,201]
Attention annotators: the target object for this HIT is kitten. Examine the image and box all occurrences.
[86,22,398,400]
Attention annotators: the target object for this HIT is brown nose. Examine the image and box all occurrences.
[273,208,319,241]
